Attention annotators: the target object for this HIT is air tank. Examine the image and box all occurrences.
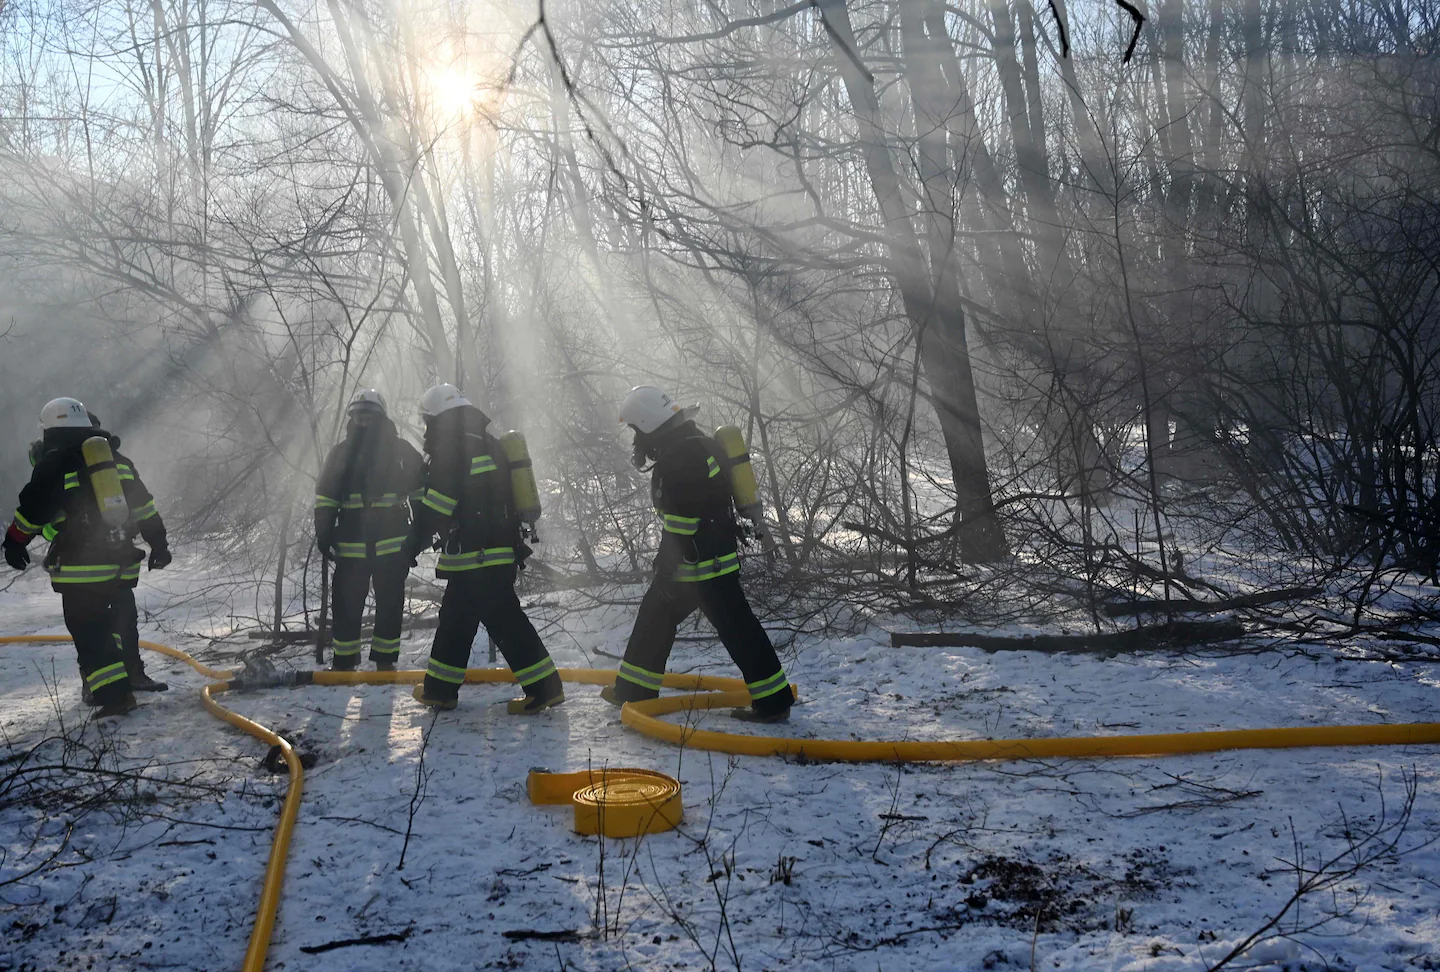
[499,431,542,524]
[713,425,760,513]
[81,436,130,529]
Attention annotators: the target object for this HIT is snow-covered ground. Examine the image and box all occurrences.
[2,564,1439,971]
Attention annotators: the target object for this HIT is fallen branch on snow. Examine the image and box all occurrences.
[501,928,593,942]
[1101,586,1322,617]
[890,620,1245,653]
[298,926,413,954]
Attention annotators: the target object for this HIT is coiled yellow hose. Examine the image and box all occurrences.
[528,768,684,837]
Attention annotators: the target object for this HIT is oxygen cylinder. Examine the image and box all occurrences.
[499,431,542,524]
[713,425,760,513]
[81,436,130,529]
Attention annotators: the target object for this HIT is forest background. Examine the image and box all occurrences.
[1,0,1436,642]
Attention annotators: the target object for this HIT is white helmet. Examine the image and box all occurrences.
[39,397,91,429]
[347,388,387,416]
[618,385,683,435]
[418,383,472,418]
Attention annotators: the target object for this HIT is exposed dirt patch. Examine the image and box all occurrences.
[943,846,1194,933]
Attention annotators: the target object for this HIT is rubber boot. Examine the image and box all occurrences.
[82,683,99,706]
[599,685,624,708]
[375,659,396,672]
[730,706,790,724]
[412,684,457,711]
[731,683,795,724]
[507,673,565,715]
[128,669,169,692]
[97,693,139,718]
[123,644,168,691]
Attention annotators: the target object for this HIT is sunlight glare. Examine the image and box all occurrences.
[429,64,478,119]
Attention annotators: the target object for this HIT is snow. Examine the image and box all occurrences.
[2,565,1439,971]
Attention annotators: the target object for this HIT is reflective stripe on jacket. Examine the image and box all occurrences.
[649,423,739,583]
[412,406,519,575]
[10,431,164,592]
[314,419,425,559]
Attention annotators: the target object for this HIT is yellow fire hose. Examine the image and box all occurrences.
[5,635,1440,972]
[615,685,1440,761]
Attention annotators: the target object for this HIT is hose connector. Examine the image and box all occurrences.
[226,660,315,693]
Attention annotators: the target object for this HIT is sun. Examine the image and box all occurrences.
[428,65,477,119]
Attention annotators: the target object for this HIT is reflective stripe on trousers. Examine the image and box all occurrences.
[426,657,467,684]
[617,661,664,691]
[332,638,363,657]
[747,670,791,701]
[513,657,557,687]
[86,661,127,691]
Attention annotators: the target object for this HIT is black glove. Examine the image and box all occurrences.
[3,536,30,571]
[402,529,431,567]
[656,533,704,581]
[148,545,172,570]
[754,527,780,565]
[315,526,335,562]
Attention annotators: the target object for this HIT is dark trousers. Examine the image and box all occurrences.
[422,565,558,701]
[331,557,409,667]
[62,587,131,704]
[614,571,793,714]
[111,585,146,677]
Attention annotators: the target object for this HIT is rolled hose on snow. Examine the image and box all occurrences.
[4,634,1440,971]
[527,767,685,837]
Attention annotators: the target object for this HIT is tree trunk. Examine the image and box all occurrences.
[818,0,1007,562]
[259,0,456,381]
[985,0,1107,496]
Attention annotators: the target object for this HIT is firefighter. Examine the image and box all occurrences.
[313,389,425,671]
[4,398,171,717]
[404,383,563,713]
[605,385,794,722]
[26,412,173,697]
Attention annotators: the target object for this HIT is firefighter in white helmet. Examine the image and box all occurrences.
[606,385,794,722]
[313,389,425,671]
[4,399,171,716]
[404,384,563,713]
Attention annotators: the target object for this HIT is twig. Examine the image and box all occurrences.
[872,762,904,863]
[1115,0,1146,62]
[397,710,438,871]
[321,815,406,836]
[0,823,72,888]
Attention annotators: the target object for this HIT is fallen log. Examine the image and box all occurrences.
[299,926,413,954]
[890,620,1246,654]
[501,928,593,943]
[1102,586,1322,618]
